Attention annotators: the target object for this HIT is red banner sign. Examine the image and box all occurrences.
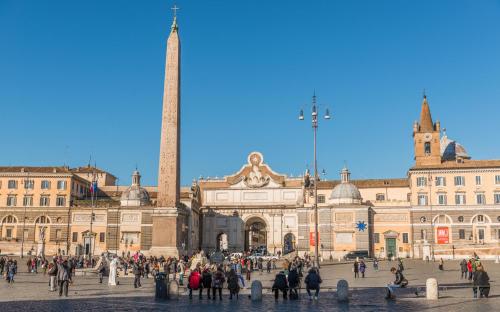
[437,227,449,244]
[309,232,320,246]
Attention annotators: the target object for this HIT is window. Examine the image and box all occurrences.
[495,193,500,205]
[459,229,466,239]
[41,180,50,189]
[458,216,464,223]
[435,177,446,187]
[477,215,484,223]
[437,194,447,205]
[7,195,17,207]
[57,180,67,190]
[55,229,62,240]
[496,175,500,185]
[476,193,486,205]
[56,196,66,207]
[418,194,428,206]
[376,193,385,201]
[99,232,105,243]
[374,233,380,243]
[6,228,13,238]
[454,176,465,186]
[23,196,33,206]
[8,180,18,189]
[475,176,482,185]
[416,177,427,187]
[24,179,34,189]
[455,193,466,205]
[317,194,325,204]
[40,196,50,206]
[72,232,78,242]
[478,229,485,240]
[424,142,431,155]
[402,233,409,244]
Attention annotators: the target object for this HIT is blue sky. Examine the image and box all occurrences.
[1,0,499,186]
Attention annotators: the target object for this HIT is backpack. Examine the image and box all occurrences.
[189,271,201,290]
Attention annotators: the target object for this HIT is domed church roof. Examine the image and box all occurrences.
[440,130,470,161]
[121,170,150,206]
[329,167,362,204]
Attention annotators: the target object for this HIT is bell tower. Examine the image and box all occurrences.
[413,95,441,166]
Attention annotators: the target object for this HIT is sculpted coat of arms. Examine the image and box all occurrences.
[243,153,271,188]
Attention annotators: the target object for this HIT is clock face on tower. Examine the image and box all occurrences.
[424,133,432,142]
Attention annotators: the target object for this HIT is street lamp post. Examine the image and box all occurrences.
[299,93,331,269]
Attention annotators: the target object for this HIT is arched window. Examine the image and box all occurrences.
[35,215,51,224]
[425,142,431,155]
[2,215,18,224]
[432,214,452,225]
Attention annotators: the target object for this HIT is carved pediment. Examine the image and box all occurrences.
[225,152,285,188]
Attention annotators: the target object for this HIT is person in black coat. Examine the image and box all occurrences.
[227,269,240,299]
[288,267,300,299]
[473,265,490,298]
[272,271,288,300]
[304,268,322,300]
[201,268,212,299]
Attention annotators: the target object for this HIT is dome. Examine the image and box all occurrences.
[120,170,150,206]
[329,167,362,204]
[440,131,470,161]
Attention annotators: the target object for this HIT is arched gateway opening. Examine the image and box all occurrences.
[245,217,267,253]
[216,233,228,252]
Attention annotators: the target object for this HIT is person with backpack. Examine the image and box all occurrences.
[304,267,322,300]
[272,271,289,300]
[386,267,408,299]
[201,266,212,299]
[227,269,240,300]
[188,265,203,299]
[212,266,225,300]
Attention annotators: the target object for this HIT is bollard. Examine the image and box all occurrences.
[251,280,263,301]
[337,279,349,302]
[426,278,438,300]
[169,280,179,300]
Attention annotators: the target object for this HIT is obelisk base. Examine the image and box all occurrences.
[149,207,188,258]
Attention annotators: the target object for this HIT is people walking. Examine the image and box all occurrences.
[57,259,71,297]
[460,259,468,279]
[178,260,185,286]
[353,260,359,278]
[212,266,225,300]
[373,258,379,271]
[438,258,444,271]
[272,271,288,300]
[48,258,58,291]
[97,260,106,284]
[7,260,17,283]
[467,259,473,280]
[359,260,366,278]
[188,265,203,299]
[201,266,212,299]
[473,264,490,298]
[231,259,245,288]
[398,258,404,272]
[133,261,142,288]
[227,269,240,300]
[304,267,322,300]
[288,266,300,300]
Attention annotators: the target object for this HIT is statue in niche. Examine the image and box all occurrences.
[39,226,46,242]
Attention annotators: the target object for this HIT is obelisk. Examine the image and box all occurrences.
[150,11,187,257]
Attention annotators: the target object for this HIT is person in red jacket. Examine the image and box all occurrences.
[188,265,203,299]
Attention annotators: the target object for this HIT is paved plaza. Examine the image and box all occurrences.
[0,259,498,311]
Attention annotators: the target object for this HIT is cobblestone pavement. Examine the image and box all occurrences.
[0,259,498,311]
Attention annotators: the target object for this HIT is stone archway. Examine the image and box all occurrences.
[283,233,296,255]
[245,217,267,253]
[216,232,228,252]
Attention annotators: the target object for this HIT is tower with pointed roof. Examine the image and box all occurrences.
[413,95,441,166]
